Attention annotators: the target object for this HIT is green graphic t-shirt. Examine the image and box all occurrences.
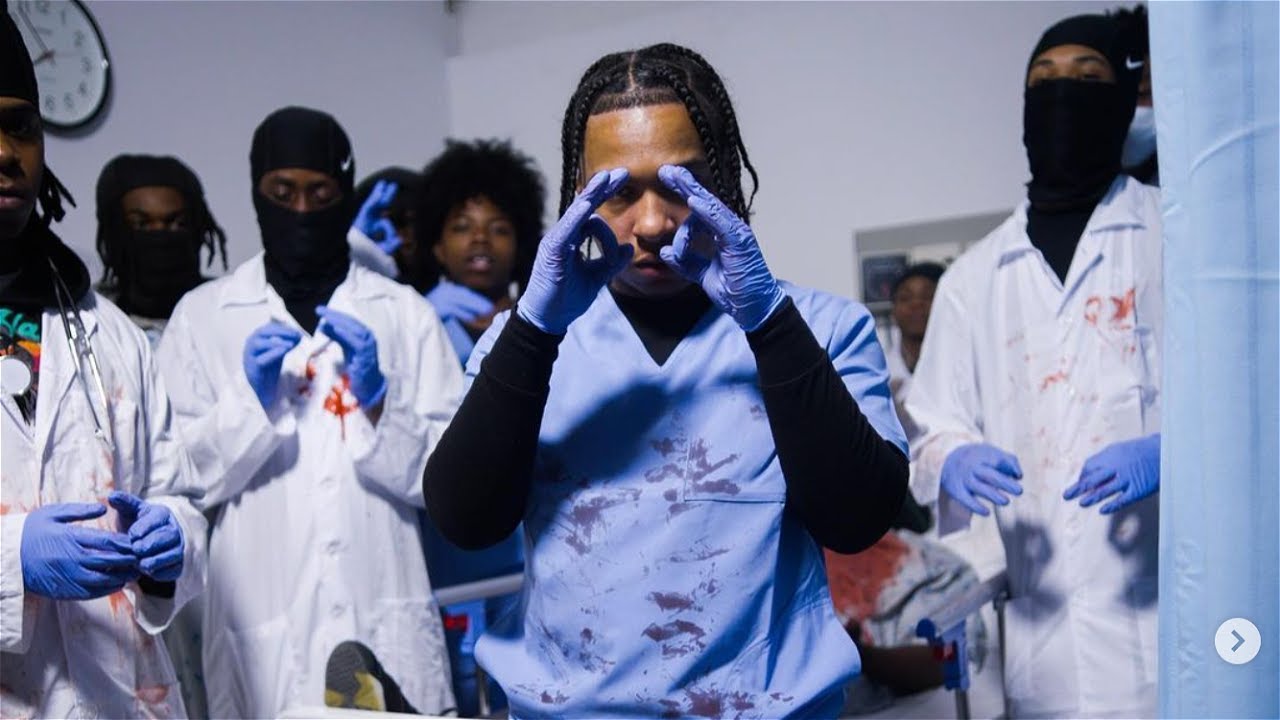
[0,304,42,423]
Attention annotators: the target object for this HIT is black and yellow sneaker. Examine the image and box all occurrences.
[324,640,420,714]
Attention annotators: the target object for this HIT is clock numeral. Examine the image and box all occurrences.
[78,81,88,97]
[81,57,92,74]
[43,95,55,113]
[63,93,74,111]
[73,30,85,49]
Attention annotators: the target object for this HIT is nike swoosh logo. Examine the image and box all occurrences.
[340,155,353,172]
[1126,57,1145,71]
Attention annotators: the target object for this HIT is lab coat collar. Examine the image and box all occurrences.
[216,253,393,309]
[996,175,1149,269]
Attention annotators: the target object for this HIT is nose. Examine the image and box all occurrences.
[0,132,18,175]
[631,191,679,251]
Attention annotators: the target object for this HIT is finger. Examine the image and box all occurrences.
[686,195,745,248]
[1064,466,1111,500]
[251,344,294,368]
[107,490,143,520]
[377,180,398,207]
[140,546,185,579]
[658,164,714,204]
[127,505,170,541]
[375,219,401,251]
[559,169,629,243]
[1080,477,1125,508]
[77,569,133,596]
[582,215,632,283]
[46,502,107,523]
[1100,492,1136,515]
[974,465,1023,496]
[967,478,1012,507]
[69,526,135,555]
[80,548,140,572]
[256,322,303,342]
[951,486,991,517]
[989,449,1024,479]
[659,217,710,282]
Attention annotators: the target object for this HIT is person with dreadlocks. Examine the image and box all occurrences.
[94,154,228,346]
[156,106,461,719]
[907,9,1161,718]
[424,43,908,717]
[0,13,206,719]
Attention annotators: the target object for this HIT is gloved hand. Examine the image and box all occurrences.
[516,168,633,334]
[316,306,387,407]
[243,321,303,410]
[940,443,1024,516]
[658,165,787,332]
[108,491,185,582]
[352,180,402,255]
[1063,433,1160,514]
[20,503,139,600]
[426,280,494,325]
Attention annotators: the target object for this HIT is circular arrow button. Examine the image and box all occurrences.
[1215,618,1261,665]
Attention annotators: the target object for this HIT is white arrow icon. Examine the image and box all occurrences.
[1215,618,1261,665]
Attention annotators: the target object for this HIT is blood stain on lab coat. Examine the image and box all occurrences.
[106,590,133,619]
[770,691,795,703]
[1039,371,1069,391]
[667,503,693,519]
[1084,296,1103,326]
[650,437,684,458]
[135,685,169,704]
[323,375,357,439]
[648,591,697,612]
[662,488,679,502]
[646,463,684,484]
[0,504,9,515]
[1111,288,1136,325]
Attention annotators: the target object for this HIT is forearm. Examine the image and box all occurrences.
[423,313,559,549]
[748,300,909,553]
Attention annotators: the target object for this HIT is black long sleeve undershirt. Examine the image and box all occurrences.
[423,298,908,553]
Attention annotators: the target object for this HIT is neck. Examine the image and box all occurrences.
[900,334,923,373]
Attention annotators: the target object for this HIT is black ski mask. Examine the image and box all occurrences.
[1023,13,1144,208]
[95,154,225,319]
[249,106,355,333]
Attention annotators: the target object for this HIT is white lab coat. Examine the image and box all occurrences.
[1,292,207,719]
[156,256,462,719]
[907,176,1161,718]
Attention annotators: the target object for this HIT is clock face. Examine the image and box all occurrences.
[6,0,110,130]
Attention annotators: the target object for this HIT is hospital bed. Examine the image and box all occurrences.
[913,571,1010,720]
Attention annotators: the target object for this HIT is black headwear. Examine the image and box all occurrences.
[0,11,73,226]
[94,154,227,318]
[1023,12,1145,208]
[249,106,354,333]
[891,262,945,298]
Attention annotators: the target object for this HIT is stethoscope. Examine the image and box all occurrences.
[0,258,115,451]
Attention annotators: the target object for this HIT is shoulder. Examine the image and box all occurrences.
[778,282,876,346]
[84,292,150,373]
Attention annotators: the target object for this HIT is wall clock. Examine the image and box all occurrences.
[7,0,111,131]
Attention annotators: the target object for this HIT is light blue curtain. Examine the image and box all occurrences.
[1150,2,1279,717]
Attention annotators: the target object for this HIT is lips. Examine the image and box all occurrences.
[464,253,494,273]
[0,188,28,211]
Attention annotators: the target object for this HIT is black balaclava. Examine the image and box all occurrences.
[1023,13,1143,209]
[249,106,354,333]
[0,12,86,305]
[95,155,212,319]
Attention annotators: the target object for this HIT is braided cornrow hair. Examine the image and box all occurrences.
[558,43,759,220]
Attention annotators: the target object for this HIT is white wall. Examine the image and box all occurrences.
[44,0,458,281]
[447,0,1105,298]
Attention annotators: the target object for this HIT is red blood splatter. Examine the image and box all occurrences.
[686,439,740,495]
[662,488,679,502]
[667,503,693,518]
[539,690,568,705]
[136,685,169,704]
[1040,371,1068,391]
[749,405,765,420]
[298,360,318,397]
[645,463,684,483]
[0,504,9,515]
[107,591,133,619]
[668,545,729,563]
[685,687,756,719]
[323,375,357,440]
[562,491,641,554]
[642,620,707,657]
[690,478,739,495]
[1084,296,1103,326]
[824,533,911,625]
[770,692,794,702]
[1111,288,1136,323]
[648,591,696,612]
[580,628,594,642]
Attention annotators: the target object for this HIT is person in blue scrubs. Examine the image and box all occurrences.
[424,43,909,718]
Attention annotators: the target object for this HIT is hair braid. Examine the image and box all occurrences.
[559,61,628,214]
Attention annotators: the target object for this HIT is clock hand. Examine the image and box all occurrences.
[16,4,52,55]
[33,49,55,66]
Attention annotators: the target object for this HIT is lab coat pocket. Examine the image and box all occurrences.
[218,614,295,718]
[368,598,451,714]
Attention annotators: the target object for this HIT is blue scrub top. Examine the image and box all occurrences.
[467,284,907,719]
